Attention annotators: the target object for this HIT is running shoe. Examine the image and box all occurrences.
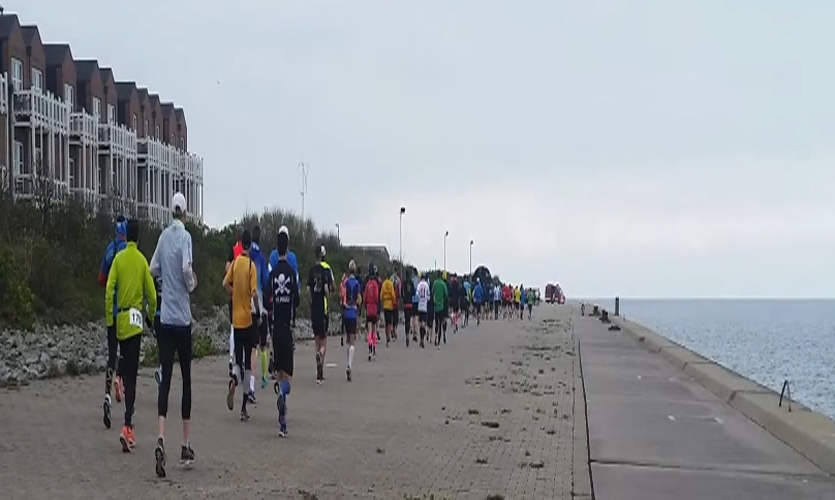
[278,416,288,438]
[155,438,167,478]
[114,375,124,403]
[154,367,162,387]
[346,368,352,382]
[261,376,269,390]
[315,352,324,382]
[119,426,133,453]
[246,390,258,405]
[180,444,195,466]
[103,394,112,429]
[240,408,250,422]
[226,379,236,411]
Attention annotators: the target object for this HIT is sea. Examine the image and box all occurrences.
[587,299,835,419]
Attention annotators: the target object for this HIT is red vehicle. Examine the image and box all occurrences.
[545,283,565,304]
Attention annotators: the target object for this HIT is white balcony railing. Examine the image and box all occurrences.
[70,112,99,143]
[13,90,71,132]
[0,73,7,114]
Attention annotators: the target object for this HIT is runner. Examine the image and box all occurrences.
[527,287,534,319]
[150,192,198,477]
[226,233,244,379]
[390,266,401,341]
[308,245,334,384]
[105,219,157,453]
[514,285,522,320]
[269,226,300,327]
[339,272,348,347]
[462,277,471,327]
[502,284,512,319]
[473,278,484,326]
[343,260,362,381]
[416,273,431,348]
[152,277,163,388]
[520,284,527,320]
[364,267,381,360]
[98,215,127,429]
[381,271,396,347]
[410,271,420,343]
[432,272,449,347]
[493,282,501,320]
[223,228,258,423]
[402,269,416,347]
[269,229,300,437]
[449,275,460,333]
[249,226,271,394]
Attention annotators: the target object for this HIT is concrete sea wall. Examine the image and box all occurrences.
[606,310,835,477]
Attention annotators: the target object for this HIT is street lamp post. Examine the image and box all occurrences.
[443,230,449,271]
[399,207,406,265]
[469,239,473,277]
[335,223,340,243]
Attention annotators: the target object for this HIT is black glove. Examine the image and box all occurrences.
[145,316,155,334]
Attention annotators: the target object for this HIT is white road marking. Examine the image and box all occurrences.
[325,363,338,368]
[636,375,642,380]
[714,417,723,424]
[668,415,676,421]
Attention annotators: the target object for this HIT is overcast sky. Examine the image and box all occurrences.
[23,0,835,298]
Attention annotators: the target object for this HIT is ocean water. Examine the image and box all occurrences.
[588,299,835,419]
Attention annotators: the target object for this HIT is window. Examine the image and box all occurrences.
[132,114,138,131]
[11,58,23,90]
[69,158,75,188]
[93,97,101,118]
[64,84,74,108]
[31,69,43,92]
[155,125,159,139]
[107,104,115,124]
[13,141,23,176]
[180,137,184,150]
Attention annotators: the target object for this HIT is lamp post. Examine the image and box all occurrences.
[399,206,406,265]
[335,223,340,243]
[469,239,473,277]
[443,230,449,271]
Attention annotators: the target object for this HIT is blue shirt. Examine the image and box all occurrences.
[521,289,527,305]
[344,276,361,320]
[249,242,271,306]
[463,281,471,298]
[149,220,196,327]
[100,238,127,323]
[473,283,484,303]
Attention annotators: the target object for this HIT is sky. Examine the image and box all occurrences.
[20,0,835,298]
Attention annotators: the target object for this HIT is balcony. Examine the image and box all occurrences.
[98,123,138,158]
[0,74,7,114]
[70,112,99,144]
[13,90,71,132]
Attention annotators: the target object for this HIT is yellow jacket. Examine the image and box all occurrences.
[381,278,396,311]
[106,242,157,341]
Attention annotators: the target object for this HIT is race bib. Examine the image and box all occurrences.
[129,308,143,328]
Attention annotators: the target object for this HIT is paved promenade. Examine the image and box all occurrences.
[0,307,586,499]
[575,307,835,499]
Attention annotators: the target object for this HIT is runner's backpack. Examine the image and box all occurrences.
[365,278,380,317]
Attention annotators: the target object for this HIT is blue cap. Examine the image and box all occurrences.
[115,220,127,237]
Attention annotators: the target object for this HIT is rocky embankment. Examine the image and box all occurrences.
[0,307,343,388]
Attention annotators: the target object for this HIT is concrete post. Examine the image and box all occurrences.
[615,296,620,316]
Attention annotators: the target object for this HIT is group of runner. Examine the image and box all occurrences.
[97,198,539,478]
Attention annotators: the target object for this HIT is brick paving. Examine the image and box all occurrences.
[0,306,586,499]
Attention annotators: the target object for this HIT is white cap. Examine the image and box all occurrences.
[319,245,326,258]
[279,225,289,237]
[172,192,187,214]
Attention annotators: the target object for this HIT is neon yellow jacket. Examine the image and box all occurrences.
[106,242,157,341]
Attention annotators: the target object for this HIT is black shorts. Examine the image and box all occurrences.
[527,303,533,310]
[366,315,378,326]
[344,318,358,335]
[435,310,446,322]
[452,303,459,313]
[258,319,269,348]
[384,309,395,326]
[272,328,294,377]
[392,309,399,326]
[475,303,482,313]
[312,314,327,338]
[418,311,428,324]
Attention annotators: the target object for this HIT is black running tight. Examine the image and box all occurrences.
[157,324,193,420]
[104,325,121,395]
[233,326,254,382]
[118,335,141,427]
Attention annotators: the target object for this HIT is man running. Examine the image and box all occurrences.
[343,261,362,381]
[493,282,501,320]
[462,277,471,327]
[410,271,420,344]
[526,287,534,319]
[105,219,157,453]
[150,193,198,476]
[269,230,299,437]
[308,245,334,384]
[473,278,484,326]
[269,226,300,327]
[401,269,415,346]
[514,285,522,319]
[364,267,381,360]
[381,271,396,347]
[99,215,127,429]
[226,232,244,378]
[520,285,527,320]
[433,272,449,347]
[448,275,460,333]
[223,229,259,423]
[416,273,431,348]
[250,226,271,393]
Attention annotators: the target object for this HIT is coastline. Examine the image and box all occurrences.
[595,305,835,477]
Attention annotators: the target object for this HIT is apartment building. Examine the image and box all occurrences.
[0,12,204,224]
